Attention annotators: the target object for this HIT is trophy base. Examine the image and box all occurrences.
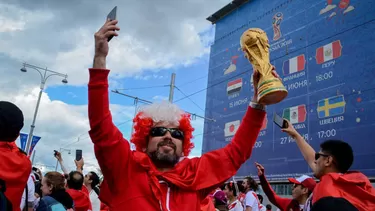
[257,78,288,105]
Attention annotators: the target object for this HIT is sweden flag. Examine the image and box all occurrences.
[317,95,346,118]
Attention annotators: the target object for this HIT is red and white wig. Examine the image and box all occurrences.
[130,101,195,156]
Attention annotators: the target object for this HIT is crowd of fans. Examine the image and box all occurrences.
[0,99,104,210]
[1,18,375,211]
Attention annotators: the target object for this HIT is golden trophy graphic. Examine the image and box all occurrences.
[272,12,283,41]
[240,28,287,105]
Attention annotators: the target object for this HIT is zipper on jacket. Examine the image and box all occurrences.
[166,186,171,211]
[159,181,171,211]
[159,200,163,211]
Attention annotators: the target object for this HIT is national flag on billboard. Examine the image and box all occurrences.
[224,120,240,137]
[316,40,342,64]
[282,54,305,75]
[227,78,242,95]
[19,133,28,151]
[283,105,307,124]
[317,95,346,118]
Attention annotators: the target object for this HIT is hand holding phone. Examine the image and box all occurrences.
[75,149,82,161]
[107,6,117,42]
[273,113,288,129]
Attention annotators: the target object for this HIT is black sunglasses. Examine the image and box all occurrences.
[315,152,330,160]
[150,127,184,140]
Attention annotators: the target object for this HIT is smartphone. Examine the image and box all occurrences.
[273,113,288,129]
[75,149,83,161]
[53,150,58,157]
[107,6,117,42]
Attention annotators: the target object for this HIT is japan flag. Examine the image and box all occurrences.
[224,120,240,137]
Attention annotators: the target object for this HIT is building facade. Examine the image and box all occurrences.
[203,0,375,185]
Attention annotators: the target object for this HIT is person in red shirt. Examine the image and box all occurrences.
[255,162,316,211]
[66,171,92,211]
[282,119,375,211]
[87,19,275,211]
[0,101,31,211]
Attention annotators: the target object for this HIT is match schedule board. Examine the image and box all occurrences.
[203,0,375,180]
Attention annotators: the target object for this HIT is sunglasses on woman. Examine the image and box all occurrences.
[150,127,184,140]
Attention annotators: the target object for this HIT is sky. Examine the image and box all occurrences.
[0,0,230,174]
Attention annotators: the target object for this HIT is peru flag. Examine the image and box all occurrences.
[316,40,342,64]
[282,54,305,75]
[224,120,240,137]
[283,105,306,124]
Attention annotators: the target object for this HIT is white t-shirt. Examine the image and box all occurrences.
[303,193,313,211]
[228,199,244,211]
[259,204,266,211]
[244,191,260,211]
[20,173,36,210]
[89,189,101,211]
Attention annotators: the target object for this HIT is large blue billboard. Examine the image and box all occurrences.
[203,0,375,180]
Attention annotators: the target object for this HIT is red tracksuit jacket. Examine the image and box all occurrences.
[0,141,31,211]
[312,171,375,210]
[66,188,92,211]
[88,68,265,211]
[259,174,301,211]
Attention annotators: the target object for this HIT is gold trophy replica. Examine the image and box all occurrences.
[240,28,288,105]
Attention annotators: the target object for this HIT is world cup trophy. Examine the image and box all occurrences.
[240,28,287,105]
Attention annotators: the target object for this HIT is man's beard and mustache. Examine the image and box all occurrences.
[147,139,180,168]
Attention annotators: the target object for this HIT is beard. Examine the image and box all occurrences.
[147,139,180,168]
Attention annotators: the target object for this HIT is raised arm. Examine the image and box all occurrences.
[54,152,69,175]
[255,162,291,210]
[188,72,269,191]
[281,119,316,172]
[75,158,84,174]
[59,160,70,175]
[88,19,128,199]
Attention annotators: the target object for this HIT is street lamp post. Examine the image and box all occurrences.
[21,62,68,156]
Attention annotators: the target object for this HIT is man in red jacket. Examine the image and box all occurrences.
[66,171,92,211]
[88,19,272,211]
[281,119,375,211]
[255,162,316,211]
[0,101,31,211]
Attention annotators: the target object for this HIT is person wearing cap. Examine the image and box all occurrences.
[0,101,32,211]
[281,119,375,211]
[255,162,316,211]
